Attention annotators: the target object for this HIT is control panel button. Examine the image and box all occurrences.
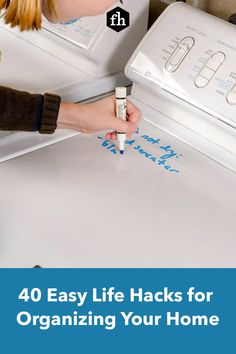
[170,46,189,66]
[195,76,209,88]
[212,51,226,63]
[199,67,215,80]
[195,51,226,89]
[165,37,195,73]
[205,58,222,71]
[227,85,236,105]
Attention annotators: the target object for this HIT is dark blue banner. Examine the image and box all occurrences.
[0,269,234,353]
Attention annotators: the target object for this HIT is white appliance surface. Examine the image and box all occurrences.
[0,3,235,268]
[0,116,235,268]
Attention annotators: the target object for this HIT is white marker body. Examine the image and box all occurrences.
[116,87,127,154]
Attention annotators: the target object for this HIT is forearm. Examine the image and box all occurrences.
[57,101,87,131]
[0,86,61,134]
[57,101,75,129]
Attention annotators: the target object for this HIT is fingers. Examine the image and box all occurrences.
[105,132,117,140]
[126,100,142,124]
[105,122,137,141]
[110,116,129,133]
[105,100,141,141]
[109,101,141,130]
[110,119,137,138]
[125,101,141,138]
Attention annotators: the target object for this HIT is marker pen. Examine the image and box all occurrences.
[116,87,127,155]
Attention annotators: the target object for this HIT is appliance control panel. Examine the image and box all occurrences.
[42,16,104,51]
[125,3,236,128]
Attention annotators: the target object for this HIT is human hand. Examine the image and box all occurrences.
[57,95,141,138]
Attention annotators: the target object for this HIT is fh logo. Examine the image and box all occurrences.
[107,7,130,32]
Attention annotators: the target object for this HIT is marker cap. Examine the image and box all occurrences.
[116,87,127,99]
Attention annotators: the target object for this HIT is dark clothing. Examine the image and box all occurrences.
[0,86,61,134]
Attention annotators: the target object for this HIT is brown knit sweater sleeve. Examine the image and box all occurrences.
[0,86,61,134]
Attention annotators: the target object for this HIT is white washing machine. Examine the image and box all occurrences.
[0,2,235,268]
